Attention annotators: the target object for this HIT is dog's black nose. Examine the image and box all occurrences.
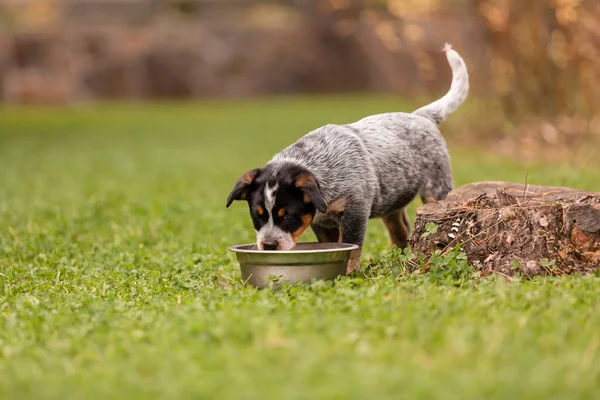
[262,242,278,250]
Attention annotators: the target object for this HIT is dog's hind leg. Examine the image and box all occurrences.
[420,195,438,204]
[383,208,411,249]
[420,169,453,204]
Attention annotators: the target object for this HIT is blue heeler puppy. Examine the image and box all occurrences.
[227,44,469,273]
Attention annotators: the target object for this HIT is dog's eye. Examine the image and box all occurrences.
[276,208,293,221]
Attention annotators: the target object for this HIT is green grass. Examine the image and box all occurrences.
[1,96,599,399]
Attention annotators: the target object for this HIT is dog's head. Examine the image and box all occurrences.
[226,164,326,250]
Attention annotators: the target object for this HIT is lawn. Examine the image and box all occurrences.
[1,96,599,399]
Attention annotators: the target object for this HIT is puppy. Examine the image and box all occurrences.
[226,44,469,273]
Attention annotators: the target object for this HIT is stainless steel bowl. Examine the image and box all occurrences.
[229,242,358,288]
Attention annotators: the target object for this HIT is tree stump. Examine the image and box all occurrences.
[408,181,600,276]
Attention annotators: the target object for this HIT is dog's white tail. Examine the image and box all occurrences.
[413,44,469,125]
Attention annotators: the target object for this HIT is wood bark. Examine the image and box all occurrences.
[408,181,600,276]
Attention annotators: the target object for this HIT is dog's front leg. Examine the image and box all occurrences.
[311,223,341,243]
[340,211,368,274]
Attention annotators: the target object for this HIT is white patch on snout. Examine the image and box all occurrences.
[255,182,295,250]
[256,226,295,251]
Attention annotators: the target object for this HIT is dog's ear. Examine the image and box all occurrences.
[226,168,261,207]
[295,172,326,213]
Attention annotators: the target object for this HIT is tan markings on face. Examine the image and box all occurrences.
[326,197,346,214]
[291,214,313,243]
[303,192,311,203]
[257,206,264,216]
[277,208,285,218]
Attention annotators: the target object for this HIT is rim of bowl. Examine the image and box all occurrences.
[229,243,359,254]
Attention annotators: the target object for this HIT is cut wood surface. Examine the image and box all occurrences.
[409,181,600,276]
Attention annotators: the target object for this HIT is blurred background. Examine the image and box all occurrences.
[1,0,599,163]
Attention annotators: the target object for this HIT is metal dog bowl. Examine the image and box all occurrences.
[229,242,358,288]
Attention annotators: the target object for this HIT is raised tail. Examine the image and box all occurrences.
[413,43,469,125]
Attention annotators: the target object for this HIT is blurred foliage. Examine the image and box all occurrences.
[315,0,600,118]
[475,0,599,119]
[0,0,599,157]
